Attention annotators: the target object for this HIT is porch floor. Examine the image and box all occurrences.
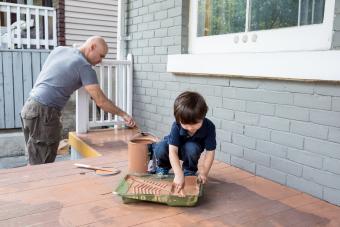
[0,128,339,226]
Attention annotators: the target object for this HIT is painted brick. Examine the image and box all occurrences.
[213,108,234,120]
[141,80,153,88]
[145,88,157,97]
[167,45,181,54]
[206,96,222,107]
[155,28,168,38]
[287,148,323,169]
[303,166,340,190]
[167,7,181,17]
[135,87,146,95]
[294,94,331,110]
[259,81,314,94]
[271,130,304,149]
[244,148,270,167]
[235,88,293,105]
[161,18,174,28]
[324,187,340,206]
[290,120,328,139]
[332,97,340,111]
[231,156,255,173]
[142,47,154,56]
[305,138,340,159]
[256,165,286,185]
[329,127,340,143]
[168,26,181,36]
[216,129,232,142]
[222,120,244,134]
[222,98,246,111]
[153,64,166,72]
[287,175,323,199]
[209,117,222,129]
[222,87,237,98]
[315,84,340,97]
[215,151,231,164]
[271,157,303,176]
[153,81,166,89]
[156,106,171,116]
[324,158,340,175]
[246,101,275,115]
[138,6,148,15]
[155,11,167,20]
[275,105,309,121]
[221,142,243,157]
[230,79,260,88]
[149,112,162,122]
[143,0,154,5]
[161,36,175,46]
[310,109,340,127]
[235,111,259,125]
[148,2,161,12]
[161,0,175,9]
[207,77,230,86]
[233,134,256,149]
[145,103,156,112]
[256,140,287,158]
[259,115,289,131]
[244,125,270,141]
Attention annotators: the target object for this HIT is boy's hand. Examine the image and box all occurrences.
[198,173,208,184]
[172,173,185,194]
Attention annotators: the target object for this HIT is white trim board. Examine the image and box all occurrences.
[167,51,340,82]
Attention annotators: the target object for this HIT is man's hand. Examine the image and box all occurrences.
[198,173,208,184]
[122,114,136,128]
[172,172,185,194]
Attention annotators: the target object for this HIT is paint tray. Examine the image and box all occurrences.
[114,174,203,207]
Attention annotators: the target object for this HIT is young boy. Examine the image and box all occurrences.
[150,91,216,193]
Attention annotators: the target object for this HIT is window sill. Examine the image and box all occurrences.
[167,51,340,82]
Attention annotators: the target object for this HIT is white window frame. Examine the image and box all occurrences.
[189,0,335,54]
[167,0,340,81]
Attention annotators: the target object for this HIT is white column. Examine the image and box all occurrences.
[76,87,89,133]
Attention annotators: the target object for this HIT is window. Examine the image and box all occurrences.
[189,0,335,53]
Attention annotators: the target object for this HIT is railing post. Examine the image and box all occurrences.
[127,54,133,115]
[76,87,89,133]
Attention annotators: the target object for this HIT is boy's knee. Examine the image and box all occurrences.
[183,142,201,157]
[154,140,169,157]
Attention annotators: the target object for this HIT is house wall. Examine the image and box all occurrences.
[64,0,118,59]
[332,0,340,48]
[126,0,340,206]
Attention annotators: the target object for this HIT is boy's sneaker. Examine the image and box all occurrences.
[156,167,169,175]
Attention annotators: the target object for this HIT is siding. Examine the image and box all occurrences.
[64,0,118,59]
[127,0,340,206]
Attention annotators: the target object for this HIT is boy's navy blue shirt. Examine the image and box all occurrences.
[165,118,216,152]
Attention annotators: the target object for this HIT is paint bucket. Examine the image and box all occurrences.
[128,132,158,174]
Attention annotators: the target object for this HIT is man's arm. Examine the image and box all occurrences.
[198,150,215,184]
[169,144,185,192]
[84,84,135,127]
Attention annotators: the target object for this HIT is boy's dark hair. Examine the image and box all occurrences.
[174,91,208,124]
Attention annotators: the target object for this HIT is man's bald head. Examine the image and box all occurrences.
[79,36,108,65]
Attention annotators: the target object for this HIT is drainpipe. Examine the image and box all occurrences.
[117,0,127,60]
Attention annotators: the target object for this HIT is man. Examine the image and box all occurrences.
[21,36,135,165]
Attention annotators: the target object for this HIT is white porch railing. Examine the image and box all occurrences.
[0,2,57,49]
[76,54,133,133]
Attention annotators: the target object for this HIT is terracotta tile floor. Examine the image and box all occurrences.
[0,128,339,227]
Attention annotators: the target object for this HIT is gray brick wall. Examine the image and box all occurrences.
[127,0,340,206]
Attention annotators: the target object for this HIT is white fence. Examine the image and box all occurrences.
[0,2,57,49]
[76,54,133,133]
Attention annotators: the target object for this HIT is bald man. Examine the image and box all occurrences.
[21,36,135,165]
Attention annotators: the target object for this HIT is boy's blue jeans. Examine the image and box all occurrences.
[150,139,202,176]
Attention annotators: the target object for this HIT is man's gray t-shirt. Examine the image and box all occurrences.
[30,46,98,110]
